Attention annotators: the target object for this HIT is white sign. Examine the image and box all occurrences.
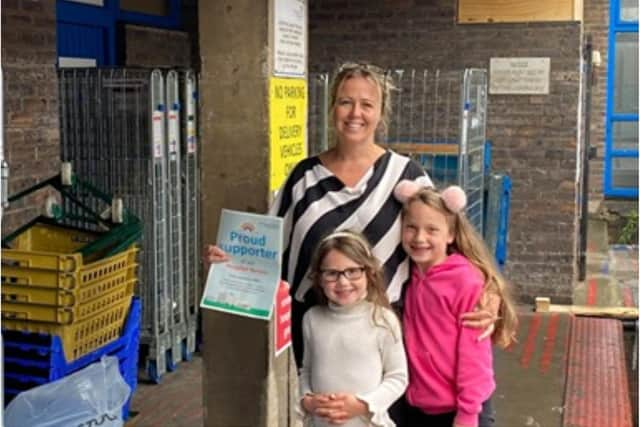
[201,210,283,320]
[58,57,97,68]
[274,0,307,77]
[66,0,104,5]
[489,57,550,95]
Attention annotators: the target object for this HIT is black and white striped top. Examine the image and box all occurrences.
[270,150,431,304]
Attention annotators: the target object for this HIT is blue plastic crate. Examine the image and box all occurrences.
[3,297,141,420]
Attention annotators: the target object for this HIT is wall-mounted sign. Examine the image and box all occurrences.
[273,0,307,77]
[66,0,104,5]
[489,57,550,95]
[269,77,307,192]
[274,280,292,356]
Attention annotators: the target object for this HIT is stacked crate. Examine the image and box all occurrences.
[3,298,141,420]
[1,171,141,419]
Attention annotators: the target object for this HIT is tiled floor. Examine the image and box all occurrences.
[126,355,203,426]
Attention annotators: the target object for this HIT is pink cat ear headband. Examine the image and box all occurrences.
[393,177,467,214]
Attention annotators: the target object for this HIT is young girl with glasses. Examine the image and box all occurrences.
[395,181,518,427]
[298,230,408,427]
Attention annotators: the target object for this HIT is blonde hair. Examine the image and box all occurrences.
[402,188,518,348]
[328,62,394,135]
[309,230,397,337]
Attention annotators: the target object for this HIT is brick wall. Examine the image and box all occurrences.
[584,0,609,202]
[1,0,60,236]
[125,24,192,68]
[309,0,582,302]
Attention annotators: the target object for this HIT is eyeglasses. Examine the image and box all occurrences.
[320,267,366,282]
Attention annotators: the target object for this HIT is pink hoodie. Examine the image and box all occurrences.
[403,253,495,427]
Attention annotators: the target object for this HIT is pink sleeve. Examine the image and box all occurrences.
[453,276,495,427]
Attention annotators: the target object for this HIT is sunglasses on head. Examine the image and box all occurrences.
[337,62,386,75]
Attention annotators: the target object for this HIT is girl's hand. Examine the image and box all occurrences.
[320,393,368,424]
[307,393,346,422]
[302,393,332,414]
[202,245,230,270]
[460,292,501,340]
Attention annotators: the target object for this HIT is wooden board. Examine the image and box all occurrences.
[535,297,639,320]
[458,0,579,24]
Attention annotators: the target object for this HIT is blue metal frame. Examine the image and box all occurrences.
[57,1,117,65]
[604,0,639,198]
[57,0,181,66]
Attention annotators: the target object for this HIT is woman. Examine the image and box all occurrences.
[204,62,498,425]
[207,62,435,358]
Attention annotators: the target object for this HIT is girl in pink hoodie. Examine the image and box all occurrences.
[394,182,518,427]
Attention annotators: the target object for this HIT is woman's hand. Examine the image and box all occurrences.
[460,292,501,341]
[202,245,230,271]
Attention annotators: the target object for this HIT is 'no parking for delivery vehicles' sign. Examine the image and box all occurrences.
[269,77,307,192]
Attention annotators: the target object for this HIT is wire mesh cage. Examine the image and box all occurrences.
[308,72,330,157]
[181,70,200,358]
[165,70,187,368]
[58,68,200,382]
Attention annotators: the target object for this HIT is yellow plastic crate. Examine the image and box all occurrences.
[1,222,138,324]
[2,247,138,301]
[1,261,136,306]
[1,223,132,285]
[2,296,133,362]
[2,278,136,323]
[11,222,97,254]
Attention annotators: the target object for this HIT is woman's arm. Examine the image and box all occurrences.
[460,292,501,340]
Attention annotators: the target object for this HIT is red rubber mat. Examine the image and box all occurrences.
[563,317,633,427]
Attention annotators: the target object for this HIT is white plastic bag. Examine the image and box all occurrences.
[4,355,131,427]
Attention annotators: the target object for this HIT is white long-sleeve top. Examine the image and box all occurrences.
[298,300,408,427]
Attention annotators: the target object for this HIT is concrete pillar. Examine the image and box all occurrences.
[198,1,294,426]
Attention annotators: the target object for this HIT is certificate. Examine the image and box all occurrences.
[200,209,283,320]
